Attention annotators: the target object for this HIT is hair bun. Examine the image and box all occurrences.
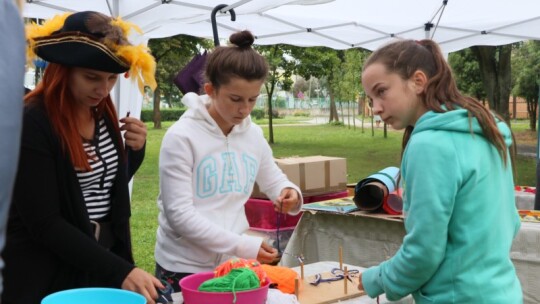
[229,30,255,48]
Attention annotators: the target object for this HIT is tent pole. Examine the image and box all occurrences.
[535,80,540,209]
[112,0,121,114]
[111,0,119,17]
[424,23,432,40]
[211,4,236,46]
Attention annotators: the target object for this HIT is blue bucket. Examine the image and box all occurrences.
[41,288,145,304]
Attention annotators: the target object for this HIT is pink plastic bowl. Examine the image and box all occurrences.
[180,272,269,304]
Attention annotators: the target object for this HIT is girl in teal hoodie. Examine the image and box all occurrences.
[359,39,522,303]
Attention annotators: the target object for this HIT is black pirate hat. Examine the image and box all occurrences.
[27,11,157,91]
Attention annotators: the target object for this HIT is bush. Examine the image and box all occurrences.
[328,121,344,126]
[140,109,186,122]
[250,108,283,119]
[292,110,311,117]
[271,109,281,119]
[251,108,265,120]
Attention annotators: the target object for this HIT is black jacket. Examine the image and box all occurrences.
[2,101,145,304]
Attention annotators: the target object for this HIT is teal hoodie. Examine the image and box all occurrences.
[362,109,522,303]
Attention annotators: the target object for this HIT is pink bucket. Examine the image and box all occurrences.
[180,272,270,304]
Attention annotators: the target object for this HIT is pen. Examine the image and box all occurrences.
[126,111,130,117]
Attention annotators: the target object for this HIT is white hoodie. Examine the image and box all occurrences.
[154,93,302,273]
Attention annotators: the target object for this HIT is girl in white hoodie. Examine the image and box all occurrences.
[154,30,302,292]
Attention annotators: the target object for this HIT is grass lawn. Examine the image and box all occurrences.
[253,116,312,125]
[131,119,538,272]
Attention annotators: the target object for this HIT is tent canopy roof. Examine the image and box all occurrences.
[24,0,540,53]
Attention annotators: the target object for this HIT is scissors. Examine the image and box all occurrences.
[156,279,173,304]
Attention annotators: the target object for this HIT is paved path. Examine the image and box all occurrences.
[517,144,537,159]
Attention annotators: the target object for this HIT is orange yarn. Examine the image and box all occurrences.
[261,264,298,294]
[214,258,268,285]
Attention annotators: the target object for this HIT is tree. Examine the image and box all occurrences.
[512,40,540,131]
[338,49,366,102]
[289,47,370,125]
[292,76,308,100]
[340,49,370,130]
[471,45,512,122]
[255,44,295,143]
[448,48,486,103]
[148,35,212,128]
[289,46,342,122]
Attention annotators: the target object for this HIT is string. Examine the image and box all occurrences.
[309,268,360,286]
[275,199,283,254]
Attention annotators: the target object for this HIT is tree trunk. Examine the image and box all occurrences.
[153,87,162,129]
[328,93,339,122]
[265,78,276,144]
[472,45,512,122]
[512,95,517,120]
[267,94,274,144]
[166,92,172,108]
[527,97,538,131]
[339,101,344,124]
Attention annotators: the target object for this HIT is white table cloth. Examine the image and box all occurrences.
[171,261,413,303]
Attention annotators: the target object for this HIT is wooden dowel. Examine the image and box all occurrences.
[344,266,348,294]
[339,246,343,270]
[300,261,304,280]
[295,278,299,299]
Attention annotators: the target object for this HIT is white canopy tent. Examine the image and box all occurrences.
[23,0,540,104]
[24,0,540,52]
[214,0,540,52]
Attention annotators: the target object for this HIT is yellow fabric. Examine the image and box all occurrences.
[25,13,71,65]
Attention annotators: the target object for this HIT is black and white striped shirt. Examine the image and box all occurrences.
[76,118,118,220]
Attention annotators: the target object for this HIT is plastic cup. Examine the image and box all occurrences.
[383,191,403,215]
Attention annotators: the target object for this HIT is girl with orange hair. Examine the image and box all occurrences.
[2,11,163,304]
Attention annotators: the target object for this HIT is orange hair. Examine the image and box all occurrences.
[25,63,124,171]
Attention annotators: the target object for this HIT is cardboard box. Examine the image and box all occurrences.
[251,155,347,198]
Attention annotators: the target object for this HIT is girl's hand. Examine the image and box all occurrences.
[122,267,164,304]
[256,241,279,264]
[274,188,300,213]
[120,116,147,151]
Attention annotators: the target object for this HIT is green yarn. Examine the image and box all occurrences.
[198,268,261,302]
